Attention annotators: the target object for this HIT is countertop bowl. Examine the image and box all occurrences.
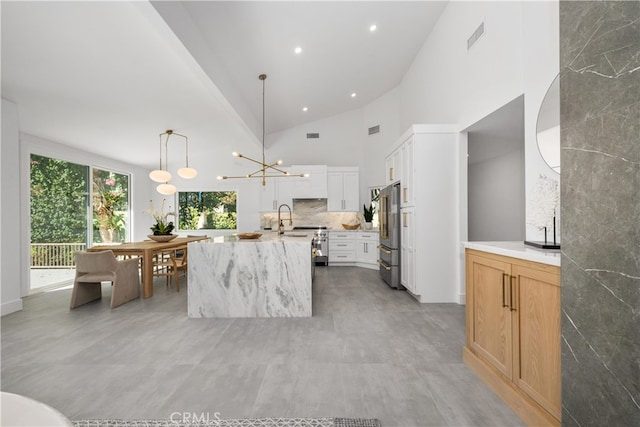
[237,232,262,239]
[342,223,360,230]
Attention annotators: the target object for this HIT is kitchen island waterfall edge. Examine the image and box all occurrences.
[187,234,313,318]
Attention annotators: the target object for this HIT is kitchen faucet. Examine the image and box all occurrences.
[277,204,293,235]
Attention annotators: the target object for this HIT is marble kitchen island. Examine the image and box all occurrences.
[187,233,313,318]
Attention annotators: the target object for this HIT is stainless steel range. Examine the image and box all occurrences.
[293,226,328,265]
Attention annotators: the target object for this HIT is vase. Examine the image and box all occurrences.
[364,222,373,230]
[99,228,114,243]
[147,234,178,242]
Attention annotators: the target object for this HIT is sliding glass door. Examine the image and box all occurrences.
[30,154,89,291]
[30,154,131,292]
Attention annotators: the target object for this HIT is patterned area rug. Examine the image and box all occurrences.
[73,418,381,427]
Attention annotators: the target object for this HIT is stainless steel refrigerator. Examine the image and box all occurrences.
[378,182,403,289]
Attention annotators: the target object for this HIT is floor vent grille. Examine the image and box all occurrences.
[306,133,320,139]
[368,125,380,135]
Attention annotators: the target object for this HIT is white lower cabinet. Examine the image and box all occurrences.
[329,231,378,269]
[356,232,378,269]
[329,232,355,263]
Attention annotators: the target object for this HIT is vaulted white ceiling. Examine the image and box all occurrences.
[1,1,447,169]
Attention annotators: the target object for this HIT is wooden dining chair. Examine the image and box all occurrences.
[152,245,188,291]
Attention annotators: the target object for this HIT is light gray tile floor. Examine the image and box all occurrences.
[1,266,524,427]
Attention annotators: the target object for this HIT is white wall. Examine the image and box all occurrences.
[468,147,525,241]
[268,87,400,207]
[1,99,24,315]
[400,1,525,130]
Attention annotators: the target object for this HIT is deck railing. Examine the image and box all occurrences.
[31,243,86,268]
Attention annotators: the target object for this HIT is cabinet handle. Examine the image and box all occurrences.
[403,187,408,203]
[364,243,367,253]
[502,274,509,308]
[273,200,276,211]
[377,245,391,254]
[510,276,517,312]
[389,167,394,180]
[403,212,408,227]
[337,244,347,247]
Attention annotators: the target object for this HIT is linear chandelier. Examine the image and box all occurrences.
[149,129,198,195]
[217,74,307,186]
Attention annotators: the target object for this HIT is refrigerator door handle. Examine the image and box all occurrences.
[378,259,392,270]
[377,245,391,254]
[380,194,389,240]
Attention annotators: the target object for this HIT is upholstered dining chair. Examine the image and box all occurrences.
[152,245,188,291]
[70,250,140,309]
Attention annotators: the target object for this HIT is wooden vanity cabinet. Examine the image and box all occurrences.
[464,249,561,426]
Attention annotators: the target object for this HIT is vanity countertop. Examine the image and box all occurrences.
[462,241,561,267]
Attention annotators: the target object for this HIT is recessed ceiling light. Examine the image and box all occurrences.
[351,92,357,98]
[369,24,377,32]
[294,46,302,55]
[302,107,308,112]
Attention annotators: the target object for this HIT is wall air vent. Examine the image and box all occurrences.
[306,133,320,139]
[467,21,485,50]
[368,125,380,135]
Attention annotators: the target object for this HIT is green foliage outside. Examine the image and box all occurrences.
[178,191,237,230]
[92,169,129,242]
[30,154,88,243]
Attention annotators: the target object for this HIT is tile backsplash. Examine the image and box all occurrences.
[260,199,366,231]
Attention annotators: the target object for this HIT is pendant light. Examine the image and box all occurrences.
[217,74,307,186]
[149,129,198,195]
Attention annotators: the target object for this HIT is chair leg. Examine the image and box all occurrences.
[70,282,102,309]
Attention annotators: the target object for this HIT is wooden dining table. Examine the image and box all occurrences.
[89,236,207,298]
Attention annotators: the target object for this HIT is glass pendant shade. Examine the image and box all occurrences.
[156,183,177,195]
[177,167,198,179]
[149,169,172,183]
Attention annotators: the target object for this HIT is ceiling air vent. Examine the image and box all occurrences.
[306,133,320,139]
[467,21,485,50]
[368,125,380,135]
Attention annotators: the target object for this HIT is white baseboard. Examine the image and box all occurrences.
[1,299,23,316]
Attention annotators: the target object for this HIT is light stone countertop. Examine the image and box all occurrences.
[462,241,561,267]
[191,232,313,244]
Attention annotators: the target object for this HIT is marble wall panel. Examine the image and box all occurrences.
[560,1,639,425]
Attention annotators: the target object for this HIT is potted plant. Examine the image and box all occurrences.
[363,203,374,230]
[145,199,177,241]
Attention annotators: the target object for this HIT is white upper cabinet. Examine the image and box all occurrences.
[401,136,415,207]
[259,165,328,211]
[385,147,401,185]
[327,167,359,212]
[259,167,294,211]
[289,165,328,199]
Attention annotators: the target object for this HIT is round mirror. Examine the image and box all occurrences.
[536,75,560,173]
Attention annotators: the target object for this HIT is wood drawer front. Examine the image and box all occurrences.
[329,240,355,251]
